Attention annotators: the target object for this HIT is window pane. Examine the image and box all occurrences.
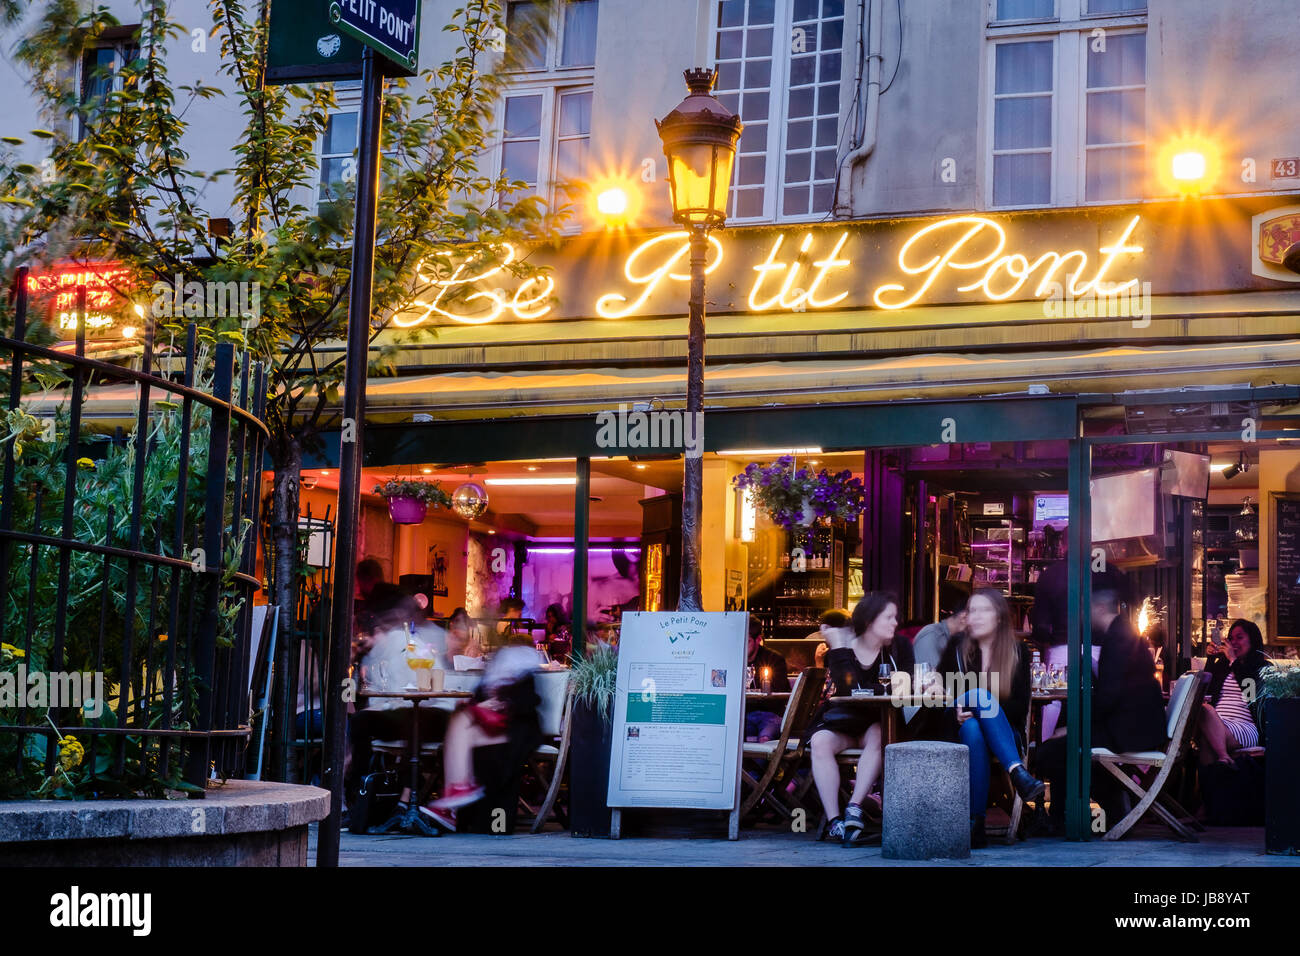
[1086,89,1144,145]
[816,118,837,147]
[718,0,745,27]
[501,141,540,185]
[717,28,743,60]
[783,185,808,216]
[814,149,836,180]
[995,41,1053,94]
[503,95,543,138]
[823,0,845,17]
[716,60,742,91]
[735,187,764,218]
[789,87,815,118]
[742,91,770,121]
[1087,32,1145,88]
[1086,0,1146,13]
[794,0,819,21]
[993,152,1051,206]
[749,0,776,25]
[507,1,548,71]
[558,91,592,137]
[740,121,768,152]
[817,82,839,115]
[785,151,811,183]
[738,154,766,186]
[81,48,118,102]
[790,55,816,86]
[747,26,773,57]
[996,0,1055,19]
[821,51,842,83]
[323,111,358,155]
[811,181,834,213]
[319,156,355,199]
[1086,145,1144,201]
[787,119,813,149]
[994,95,1051,149]
[556,138,588,181]
[561,0,598,66]
[744,58,772,88]
[821,18,843,52]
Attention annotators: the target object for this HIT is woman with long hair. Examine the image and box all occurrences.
[1198,618,1269,763]
[806,591,913,845]
[933,588,1044,848]
[543,602,573,661]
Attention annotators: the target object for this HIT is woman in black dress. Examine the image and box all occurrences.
[807,591,913,845]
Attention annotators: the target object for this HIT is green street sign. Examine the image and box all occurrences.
[266,0,364,84]
[329,0,421,74]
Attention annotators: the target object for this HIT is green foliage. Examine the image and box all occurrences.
[1259,661,1300,700]
[372,478,451,506]
[568,643,618,720]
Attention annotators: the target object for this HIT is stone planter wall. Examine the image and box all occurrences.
[0,780,329,866]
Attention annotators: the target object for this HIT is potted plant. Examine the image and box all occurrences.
[567,643,617,837]
[732,455,867,541]
[372,478,452,524]
[1259,660,1300,854]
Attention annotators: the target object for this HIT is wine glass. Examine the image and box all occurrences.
[877,658,891,693]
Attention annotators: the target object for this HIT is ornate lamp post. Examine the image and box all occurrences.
[655,68,742,611]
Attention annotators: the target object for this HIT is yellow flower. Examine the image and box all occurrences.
[0,642,24,659]
[76,457,95,469]
[58,736,84,771]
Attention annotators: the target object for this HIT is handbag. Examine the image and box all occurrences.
[350,769,402,834]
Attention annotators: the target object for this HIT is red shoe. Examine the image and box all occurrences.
[432,783,485,810]
[418,804,457,832]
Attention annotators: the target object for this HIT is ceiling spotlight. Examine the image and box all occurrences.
[1222,453,1245,481]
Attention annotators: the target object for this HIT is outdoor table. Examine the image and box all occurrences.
[745,691,791,705]
[358,688,473,837]
[827,691,948,754]
[1029,689,1068,747]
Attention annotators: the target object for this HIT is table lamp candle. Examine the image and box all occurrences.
[761,667,771,694]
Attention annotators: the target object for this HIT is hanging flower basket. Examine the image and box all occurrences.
[733,456,866,541]
[373,479,452,525]
[386,496,428,524]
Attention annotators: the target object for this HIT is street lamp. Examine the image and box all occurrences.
[655,68,742,612]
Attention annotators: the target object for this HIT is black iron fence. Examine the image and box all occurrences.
[0,267,268,797]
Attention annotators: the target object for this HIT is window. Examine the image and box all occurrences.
[987,1,1146,207]
[505,0,598,71]
[317,81,361,206]
[713,0,846,221]
[78,40,140,139]
[497,3,596,214]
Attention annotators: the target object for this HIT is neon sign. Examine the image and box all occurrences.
[396,216,1145,326]
[26,262,132,330]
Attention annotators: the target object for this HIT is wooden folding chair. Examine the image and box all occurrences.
[1091,671,1205,841]
[740,667,824,821]
[529,672,574,833]
[984,705,1035,845]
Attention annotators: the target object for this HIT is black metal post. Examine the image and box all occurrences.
[319,46,384,868]
[677,225,708,612]
[572,457,590,658]
[1065,436,1093,839]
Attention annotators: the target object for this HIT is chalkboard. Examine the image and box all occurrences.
[1270,493,1300,642]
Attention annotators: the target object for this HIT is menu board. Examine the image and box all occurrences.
[1270,493,1300,642]
[606,612,748,811]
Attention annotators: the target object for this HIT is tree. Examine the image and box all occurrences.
[3,0,559,773]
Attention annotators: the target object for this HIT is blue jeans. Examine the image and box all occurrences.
[956,689,1022,821]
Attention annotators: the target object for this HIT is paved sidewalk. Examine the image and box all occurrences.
[312,823,1297,867]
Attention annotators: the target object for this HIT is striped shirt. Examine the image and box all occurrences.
[1216,674,1258,748]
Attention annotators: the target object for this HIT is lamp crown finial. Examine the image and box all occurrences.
[683,68,717,95]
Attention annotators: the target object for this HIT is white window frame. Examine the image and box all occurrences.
[495,3,597,217]
[315,82,362,209]
[504,0,598,76]
[76,37,141,140]
[709,0,850,225]
[983,0,1147,209]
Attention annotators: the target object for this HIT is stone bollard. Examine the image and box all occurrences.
[882,740,970,860]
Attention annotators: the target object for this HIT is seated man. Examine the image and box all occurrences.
[346,586,450,811]
[1037,585,1166,832]
[911,593,968,670]
[745,616,791,742]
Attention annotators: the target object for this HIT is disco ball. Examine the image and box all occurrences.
[451,481,489,520]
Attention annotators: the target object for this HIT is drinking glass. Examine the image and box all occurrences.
[1048,664,1063,689]
[1030,661,1046,691]
[878,658,892,691]
[746,666,756,689]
